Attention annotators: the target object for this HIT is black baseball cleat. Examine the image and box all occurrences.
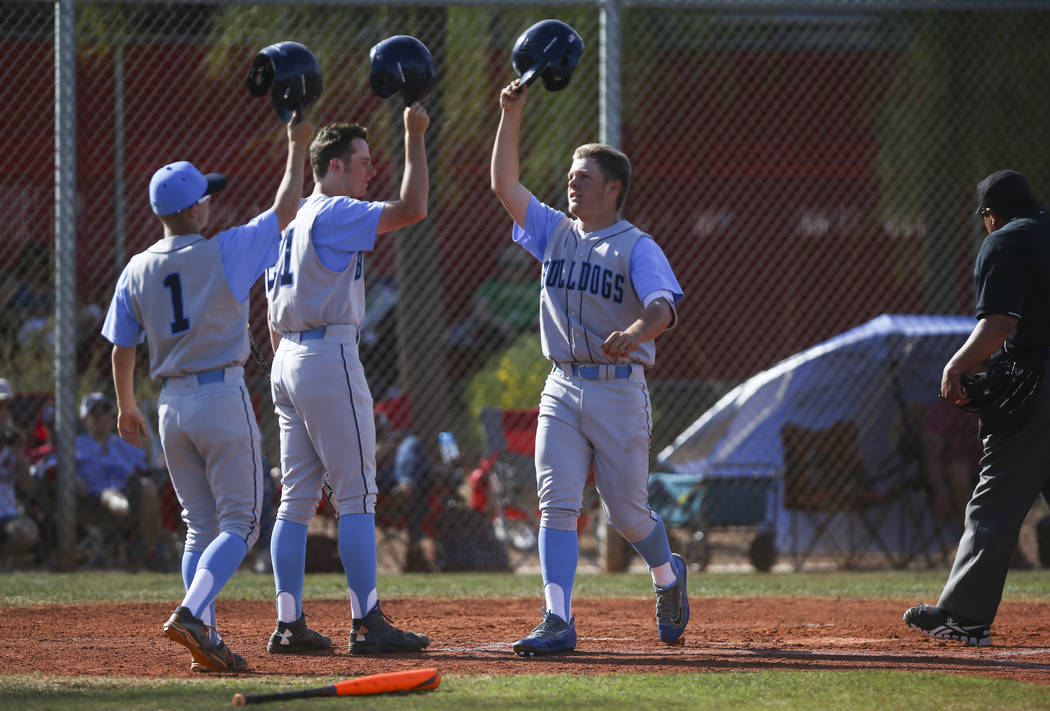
[163,605,242,672]
[512,609,577,657]
[349,603,430,654]
[903,603,992,647]
[267,613,333,654]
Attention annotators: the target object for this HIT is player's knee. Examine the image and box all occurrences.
[539,507,578,531]
[334,493,377,518]
[184,523,220,552]
[241,525,261,551]
[609,511,656,543]
[277,496,321,526]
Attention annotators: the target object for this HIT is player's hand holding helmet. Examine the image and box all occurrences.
[500,79,528,111]
[403,102,430,136]
[246,41,323,124]
[512,19,585,91]
[369,35,437,106]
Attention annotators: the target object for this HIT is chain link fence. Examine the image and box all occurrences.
[2,0,1050,573]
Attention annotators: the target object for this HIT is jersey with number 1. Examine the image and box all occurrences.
[101,211,281,380]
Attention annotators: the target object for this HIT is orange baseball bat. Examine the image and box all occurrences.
[232,668,440,706]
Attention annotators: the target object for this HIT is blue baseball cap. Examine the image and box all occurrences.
[149,161,227,216]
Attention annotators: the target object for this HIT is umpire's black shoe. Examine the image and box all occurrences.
[349,603,430,654]
[903,603,991,647]
[267,613,333,654]
[163,605,237,672]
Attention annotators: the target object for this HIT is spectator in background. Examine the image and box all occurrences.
[0,378,38,569]
[374,413,437,572]
[9,241,103,363]
[74,392,165,567]
[33,393,165,568]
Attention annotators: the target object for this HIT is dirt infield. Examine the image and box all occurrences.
[3,598,1050,684]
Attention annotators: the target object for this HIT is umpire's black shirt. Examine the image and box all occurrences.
[974,210,1050,368]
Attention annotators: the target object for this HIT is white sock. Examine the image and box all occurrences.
[544,582,570,621]
[650,562,676,588]
[181,569,214,617]
[276,591,298,623]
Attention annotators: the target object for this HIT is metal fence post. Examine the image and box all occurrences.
[54,0,78,571]
[599,0,621,148]
[597,0,633,571]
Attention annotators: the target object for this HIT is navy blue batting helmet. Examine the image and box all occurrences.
[369,35,437,106]
[512,19,585,92]
[246,41,323,124]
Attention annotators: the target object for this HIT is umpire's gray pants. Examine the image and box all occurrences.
[938,361,1050,624]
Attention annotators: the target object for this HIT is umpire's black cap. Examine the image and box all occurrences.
[975,169,1035,215]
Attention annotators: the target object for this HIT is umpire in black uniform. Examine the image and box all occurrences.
[905,169,1050,646]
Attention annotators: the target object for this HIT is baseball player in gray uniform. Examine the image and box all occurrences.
[492,80,688,656]
[263,104,430,655]
[102,115,312,672]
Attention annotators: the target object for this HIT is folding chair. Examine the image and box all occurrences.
[475,406,603,569]
[780,421,894,569]
[477,407,541,567]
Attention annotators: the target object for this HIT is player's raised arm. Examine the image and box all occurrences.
[376,102,430,234]
[491,80,531,227]
[272,111,314,230]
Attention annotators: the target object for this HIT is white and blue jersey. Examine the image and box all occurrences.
[266,195,384,334]
[512,194,683,367]
[102,210,281,380]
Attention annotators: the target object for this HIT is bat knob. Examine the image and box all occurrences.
[232,693,247,707]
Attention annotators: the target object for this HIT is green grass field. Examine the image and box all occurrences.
[3,570,1050,710]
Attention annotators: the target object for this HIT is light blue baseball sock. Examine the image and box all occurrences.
[182,532,248,620]
[337,513,378,620]
[539,526,578,623]
[271,518,308,623]
[181,549,203,591]
[628,517,677,588]
[182,548,219,642]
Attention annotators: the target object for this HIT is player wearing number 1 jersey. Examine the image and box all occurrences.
[101,115,312,672]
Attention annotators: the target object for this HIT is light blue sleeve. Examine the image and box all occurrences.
[312,197,385,271]
[218,210,281,302]
[511,194,566,262]
[629,237,683,304]
[101,266,145,347]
